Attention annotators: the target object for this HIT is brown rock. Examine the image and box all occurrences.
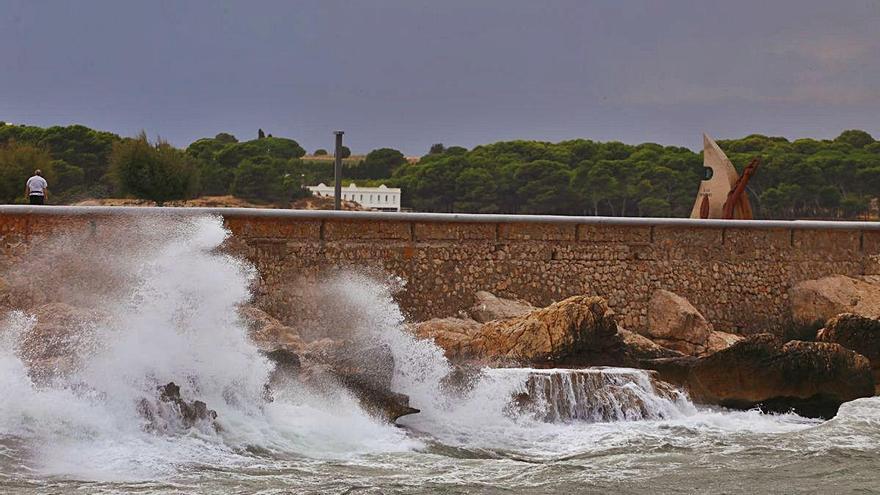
[705,330,743,354]
[412,317,483,361]
[19,303,109,381]
[417,296,625,365]
[645,334,875,418]
[619,328,683,360]
[645,290,712,355]
[468,291,536,323]
[817,313,880,390]
[239,305,305,352]
[788,275,880,325]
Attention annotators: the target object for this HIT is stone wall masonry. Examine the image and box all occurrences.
[1,205,879,335]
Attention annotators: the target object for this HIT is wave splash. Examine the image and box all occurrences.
[0,215,859,485]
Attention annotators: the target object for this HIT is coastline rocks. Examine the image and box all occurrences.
[239,305,305,352]
[788,275,880,325]
[412,317,484,361]
[417,296,623,364]
[645,290,712,355]
[137,382,219,433]
[817,313,880,389]
[643,290,741,356]
[468,291,536,323]
[18,303,109,381]
[645,334,875,418]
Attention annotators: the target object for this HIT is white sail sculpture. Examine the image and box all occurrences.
[690,133,755,220]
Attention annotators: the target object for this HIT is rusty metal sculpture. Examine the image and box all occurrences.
[690,134,759,220]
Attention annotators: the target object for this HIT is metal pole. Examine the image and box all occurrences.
[333,131,344,210]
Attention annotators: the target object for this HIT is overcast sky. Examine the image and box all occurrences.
[2,0,879,155]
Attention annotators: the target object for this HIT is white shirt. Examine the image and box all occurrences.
[26,175,48,196]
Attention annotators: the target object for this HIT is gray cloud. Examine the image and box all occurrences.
[1,0,878,154]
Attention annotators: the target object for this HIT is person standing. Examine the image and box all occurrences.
[25,170,48,205]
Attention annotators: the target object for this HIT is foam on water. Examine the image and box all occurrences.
[0,216,415,481]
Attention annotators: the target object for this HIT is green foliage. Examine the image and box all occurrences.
[314,148,328,156]
[0,142,54,203]
[110,133,197,204]
[3,121,880,218]
[338,146,351,159]
[230,156,311,205]
[346,148,406,180]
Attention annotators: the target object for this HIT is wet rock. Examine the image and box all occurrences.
[417,296,624,365]
[644,334,875,418]
[510,368,686,423]
[336,373,420,422]
[468,291,536,323]
[239,305,305,352]
[817,313,880,391]
[138,381,219,433]
[18,303,109,381]
[619,328,683,360]
[412,317,484,361]
[788,275,880,326]
[705,330,743,354]
[644,290,712,356]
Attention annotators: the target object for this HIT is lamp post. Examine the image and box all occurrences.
[334,131,344,210]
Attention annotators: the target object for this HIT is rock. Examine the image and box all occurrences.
[417,296,631,366]
[644,290,712,356]
[412,317,484,361]
[468,291,536,323]
[645,334,875,418]
[817,313,880,391]
[18,303,109,381]
[619,328,683,360]
[705,330,744,354]
[509,368,685,423]
[788,275,880,325]
[239,305,305,352]
[137,382,219,433]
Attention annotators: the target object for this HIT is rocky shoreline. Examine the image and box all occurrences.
[5,274,879,428]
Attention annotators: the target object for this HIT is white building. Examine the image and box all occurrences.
[307,183,402,212]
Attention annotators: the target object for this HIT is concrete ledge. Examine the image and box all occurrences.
[1,205,878,231]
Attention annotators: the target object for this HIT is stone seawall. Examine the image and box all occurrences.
[2,206,879,335]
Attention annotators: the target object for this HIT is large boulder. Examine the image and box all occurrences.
[645,290,712,355]
[468,291,536,323]
[645,334,875,418]
[817,313,880,391]
[18,303,109,381]
[239,305,305,352]
[412,317,484,361]
[418,296,622,364]
[788,275,880,325]
[416,297,682,366]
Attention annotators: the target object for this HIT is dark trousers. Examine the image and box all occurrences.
[28,195,44,205]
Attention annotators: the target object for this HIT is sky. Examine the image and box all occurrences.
[2,0,879,155]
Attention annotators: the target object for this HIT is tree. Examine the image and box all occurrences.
[0,142,54,203]
[348,148,406,179]
[338,146,351,159]
[231,156,307,205]
[110,133,197,204]
[258,128,266,139]
[429,143,445,155]
[514,160,573,214]
[214,132,238,144]
[314,148,328,156]
[836,130,874,149]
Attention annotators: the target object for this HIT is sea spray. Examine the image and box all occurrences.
[0,216,414,480]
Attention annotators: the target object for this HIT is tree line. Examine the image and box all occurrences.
[1,121,878,218]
